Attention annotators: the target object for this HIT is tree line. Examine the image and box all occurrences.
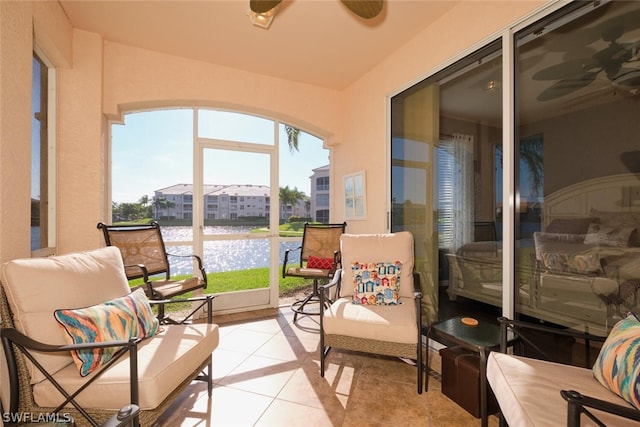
[113,186,309,222]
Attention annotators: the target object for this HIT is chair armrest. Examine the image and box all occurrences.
[1,327,139,353]
[102,404,141,427]
[148,294,214,306]
[282,246,302,278]
[333,250,342,271]
[149,294,215,324]
[497,316,606,363]
[124,263,156,297]
[319,268,342,308]
[561,390,640,426]
[166,252,202,262]
[413,272,423,299]
[320,269,341,290]
[1,327,141,414]
[165,252,208,287]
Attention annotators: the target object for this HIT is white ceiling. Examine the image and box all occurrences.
[59,0,458,90]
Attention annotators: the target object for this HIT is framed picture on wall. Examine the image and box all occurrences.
[344,171,366,220]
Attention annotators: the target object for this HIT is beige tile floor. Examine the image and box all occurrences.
[153,307,500,427]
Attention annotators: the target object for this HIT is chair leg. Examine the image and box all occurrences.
[157,304,166,324]
[320,346,331,378]
[207,357,213,398]
[417,345,423,394]
[291,279,329,322]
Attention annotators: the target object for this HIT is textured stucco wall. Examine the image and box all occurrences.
[0,0,73,263]
[57,30,106,253]
[334,0,547,234]
[0,1,33,263]
[102,42,344,148]
[1,0,550,255]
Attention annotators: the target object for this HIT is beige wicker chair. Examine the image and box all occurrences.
[319,231,424,393]
[282,222,346,322]
[0,247,218,426]
[97,221,209,324]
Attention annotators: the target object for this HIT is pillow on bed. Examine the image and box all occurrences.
[592,312,640,410]
[567,253,602,274]
[540,252,601,275]
[545,217,597,235]
[534,232,602,274]
[590,209,640,246]
[590,208,640,227]
[583,223,635,247]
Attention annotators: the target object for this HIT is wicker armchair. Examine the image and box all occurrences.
[319,232,424,393]
[0,247,218,427]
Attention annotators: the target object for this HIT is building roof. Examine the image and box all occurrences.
[156,184,270,197]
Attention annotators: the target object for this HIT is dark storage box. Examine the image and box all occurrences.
[439,346,499,418]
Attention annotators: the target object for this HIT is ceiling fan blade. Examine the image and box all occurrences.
[249,0,282,14]
[341,0,383,19]
[537,72,598,101]
[532,58,600,81]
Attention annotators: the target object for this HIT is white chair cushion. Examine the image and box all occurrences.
[322,296,417,344]
[487,352,640,427]
[33,323,219,410]
[338,232,414,299]
[1,247,131,384]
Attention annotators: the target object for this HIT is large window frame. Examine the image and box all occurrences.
[109,108,330,314]
[31,48,57,257]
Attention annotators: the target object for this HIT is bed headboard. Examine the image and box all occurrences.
[543,173,640,229]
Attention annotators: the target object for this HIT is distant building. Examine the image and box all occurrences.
[154,184,270,220]
[154,183,311,221]
[279,197,310,221]
[310,165,330,223]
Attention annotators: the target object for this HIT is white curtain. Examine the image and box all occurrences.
[438,133,474,251]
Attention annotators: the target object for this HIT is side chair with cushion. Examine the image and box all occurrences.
[282,222,346,322]
[319,231,424,393]
[97,221,210,324]
[488,316,640,426]
[0,247,219,427]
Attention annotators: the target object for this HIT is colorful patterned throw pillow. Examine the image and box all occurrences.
[351,261,402,305]
[307,256,334,270]
[54,288,159,376]
[592,312,640,409]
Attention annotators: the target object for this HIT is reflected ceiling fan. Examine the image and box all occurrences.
[249,0,384,20]
[533,15,640,101]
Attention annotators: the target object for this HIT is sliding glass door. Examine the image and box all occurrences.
[391,42,503,325]
[391,0,640,340]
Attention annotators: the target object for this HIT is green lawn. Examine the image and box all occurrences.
[130,266,310,296]
[133,267,312,314]
[126,220,322,308]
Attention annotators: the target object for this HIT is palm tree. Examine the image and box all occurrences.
[153,196,175,219]
[496,136,544,197]
[285,125,300,152]
[279,185,307,219]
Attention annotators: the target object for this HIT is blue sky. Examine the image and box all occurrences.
[111,109,329,203]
